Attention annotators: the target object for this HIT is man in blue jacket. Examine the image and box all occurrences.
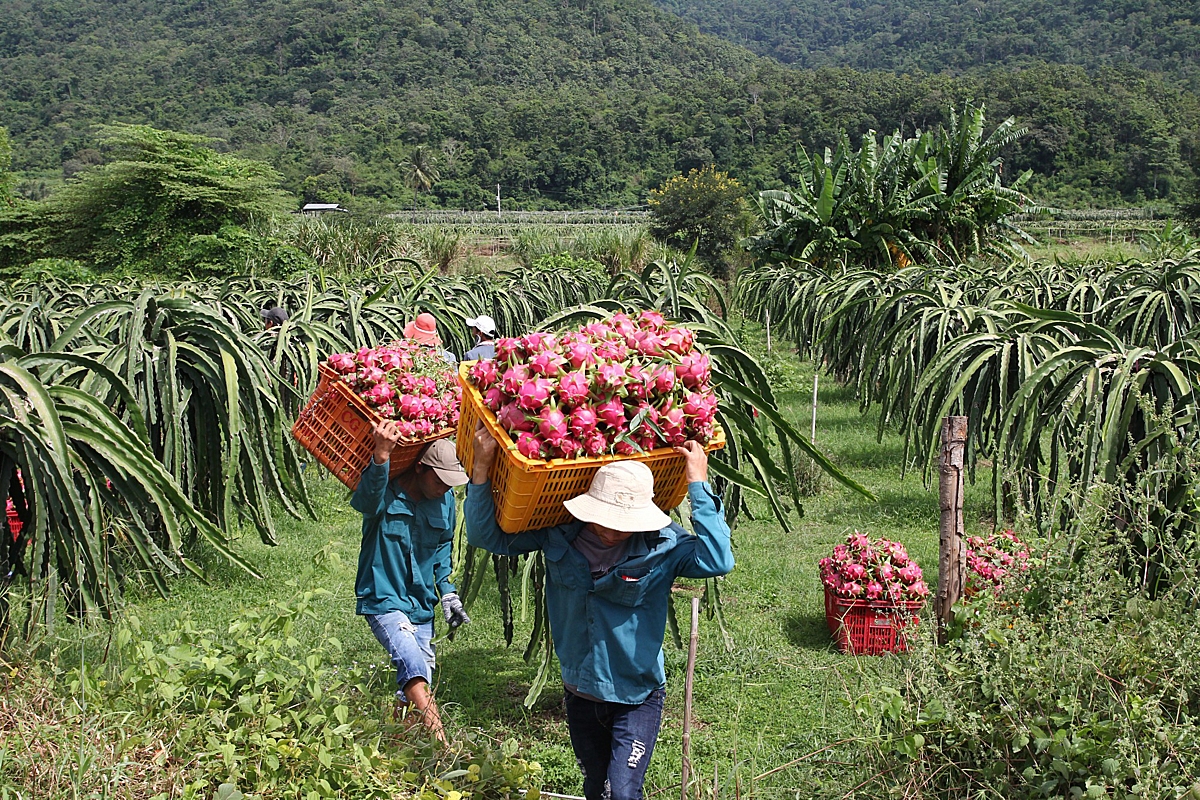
[353,422,471,743]
[465,421,734,800]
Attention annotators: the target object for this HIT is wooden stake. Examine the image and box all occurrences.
[765,308,771,353]
[810,373,819,443]
[936,416,967,644]
[681,597,700,800]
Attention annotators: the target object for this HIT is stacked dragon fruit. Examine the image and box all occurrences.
[465,311,719,461]
[820,531,930,603]
[965,528,1032,595]
[324,341,461,439]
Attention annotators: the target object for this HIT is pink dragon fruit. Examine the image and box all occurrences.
[357,366,385,387]
[662,327,695,355]
[596,397,627,429]
[594,363,627,392]
[497,402,533,433]
[682,391,718,427]
[495,337,524,363]
[595,338,628,362]
[638,310,666,330]
[517,378,555,411]
[537,407,570,444]
[515,431,546,460]
[675,353,711,389]
[377,350,404,371]
[522,332,557,355]
[529,350,566,378]
[500,365,530,396]
[614,439,640,456]
[581,430,607,456]
[632,331,664,357]
[483,386,505,412]
[558,371,591,406]
[470,359,500,388]
[327,353,356,374]
[363,382,395,405]
[569,405,599,437]
[623,363,653,400]
[565,341,598,369]
[650,365,676,394]
[659,406,688,446]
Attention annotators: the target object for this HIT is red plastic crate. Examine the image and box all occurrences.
[824,584,922,655]
[7,510,22,542]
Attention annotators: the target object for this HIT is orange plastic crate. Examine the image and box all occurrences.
[292,364,453,491]
[823,584,923,655]
[456,362,725,534]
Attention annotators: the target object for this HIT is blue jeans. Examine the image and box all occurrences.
[365,610,435,702]
[564,688,665,800]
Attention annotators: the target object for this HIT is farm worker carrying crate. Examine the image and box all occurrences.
[352,421,470,744]
[461,314,498,362]
[465,420,734,800]
[404,311,458,366]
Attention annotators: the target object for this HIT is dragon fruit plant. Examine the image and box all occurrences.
[324,340,461,439]
[465,310,719,460]
[965,528,1032,595]
[820,531,930,603]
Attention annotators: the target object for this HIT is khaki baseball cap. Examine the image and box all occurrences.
[419,439,469,487]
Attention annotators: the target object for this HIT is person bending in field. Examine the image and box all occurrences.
[352,422,471,743]
[465,420,734,800]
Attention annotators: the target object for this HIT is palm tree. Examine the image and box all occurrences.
[403,147,440,212]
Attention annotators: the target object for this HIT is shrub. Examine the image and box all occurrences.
[647,166,751,276]
[850,478,1200,798]
[2,548,545,799]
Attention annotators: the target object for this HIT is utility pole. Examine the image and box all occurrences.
[496,184,501,218]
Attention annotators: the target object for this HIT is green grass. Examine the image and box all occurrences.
[11,352,1001,798]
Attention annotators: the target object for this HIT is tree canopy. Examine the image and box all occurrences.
[0,0,1197,208]
[0,124,291,276]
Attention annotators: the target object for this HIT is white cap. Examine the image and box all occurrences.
[563,461,671,533]
[466,314,497,336]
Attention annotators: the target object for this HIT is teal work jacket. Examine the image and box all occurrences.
[351,460,456,622]
[465,480,734,704]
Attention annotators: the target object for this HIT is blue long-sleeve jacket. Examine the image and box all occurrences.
[351,460,456,622]
[465,480,734,704]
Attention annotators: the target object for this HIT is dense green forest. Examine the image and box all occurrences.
[652,0,1200,86]
[1,0,1198,208]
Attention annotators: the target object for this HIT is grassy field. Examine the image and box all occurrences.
[14,350,999,798]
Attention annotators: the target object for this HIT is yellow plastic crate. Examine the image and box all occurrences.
[456,362,725,533]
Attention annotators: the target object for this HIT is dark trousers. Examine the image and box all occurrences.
[563,688,665,800]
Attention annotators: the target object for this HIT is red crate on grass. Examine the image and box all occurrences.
[291,364,453,491]
[824,584,922,655]
[7,509,22,542]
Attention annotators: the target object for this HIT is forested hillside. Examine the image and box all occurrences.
[652,0,1200,87]
[2,0,1198,207]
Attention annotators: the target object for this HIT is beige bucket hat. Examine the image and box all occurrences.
[563,461,671,533]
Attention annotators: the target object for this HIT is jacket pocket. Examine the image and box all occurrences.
[603,566,652,607]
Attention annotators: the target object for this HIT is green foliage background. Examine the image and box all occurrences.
[1,0,1197,207]
[653,0,1200,86]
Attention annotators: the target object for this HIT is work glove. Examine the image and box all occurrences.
[441,592,471,629]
